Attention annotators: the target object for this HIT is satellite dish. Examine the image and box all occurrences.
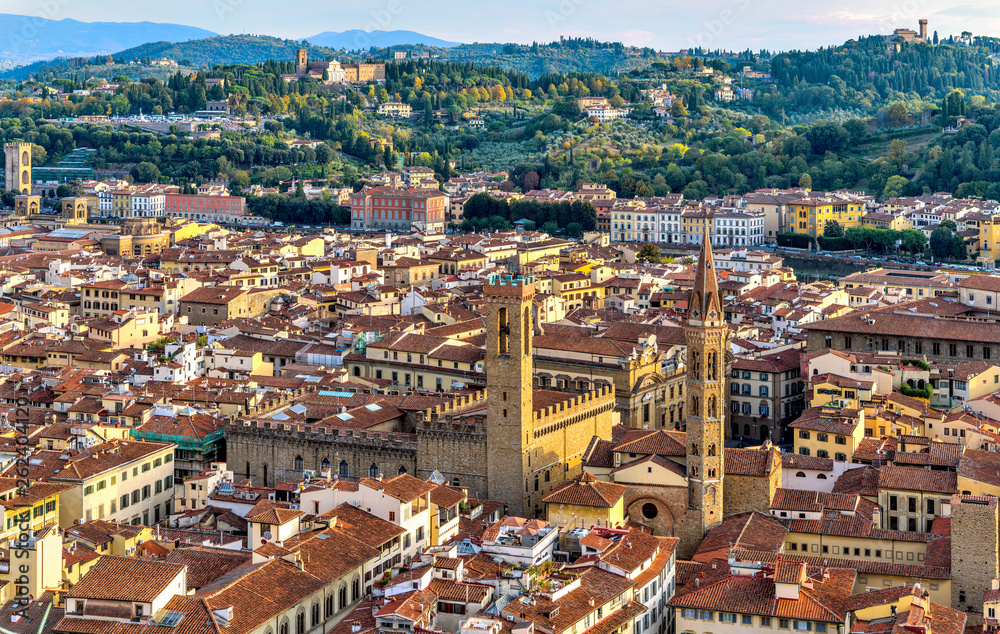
[262,531,272,540]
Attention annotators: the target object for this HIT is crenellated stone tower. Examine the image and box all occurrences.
[685,231,727,536]
[484,274,536,517]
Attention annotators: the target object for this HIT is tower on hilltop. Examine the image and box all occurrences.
[4,142,30,195]
[484,274,536,517]
[684,231,727,535]
[295,48,308,75]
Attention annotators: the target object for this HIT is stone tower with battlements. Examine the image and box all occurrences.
[684,231,726,536]
[484,274,536,517]
[5,142,30,194]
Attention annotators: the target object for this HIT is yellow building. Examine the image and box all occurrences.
[79,307,160,348]
[0,525,63,599]
[789,197,865,237]
[64,519,155,556]
[0,479,72,541]
[111,190,132,217]
[19,302,70,329]
[809,374,875,409]
[20,439,177,528]
[789,406,865,462]
[862,212,912,231]
[977,214,1000,257]
[543,472,626,546]
[168,220,221,243]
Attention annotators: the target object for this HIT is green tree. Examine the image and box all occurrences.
[636,244,662,264]
[798,173,812,190]
[883,175,909,199]
[130,162,161,183]
[930,225,956,259]
[900,229,927,254]
[823,220,844,238]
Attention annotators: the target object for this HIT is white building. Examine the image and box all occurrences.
[132,192,166,218]
[712,210,766,247]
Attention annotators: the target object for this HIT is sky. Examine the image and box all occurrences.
[3,0,998,51]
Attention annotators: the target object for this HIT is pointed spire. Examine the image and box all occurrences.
[689,231,721,325]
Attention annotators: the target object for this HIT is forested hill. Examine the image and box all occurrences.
[442,40,665,78]
[762,36,1000,112]
[1,35,346,81]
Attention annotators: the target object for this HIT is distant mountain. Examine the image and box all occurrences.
[2,35,344,80]
[0,14,216,64]
[305,30,459,50]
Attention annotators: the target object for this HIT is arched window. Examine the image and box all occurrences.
[339,460,348,477]
[352,576,361,601]
[795,471,806,478]
[691,443,699,455]
[353,366,361,376]
[398,465,407,474]
[321,458,330,471]
[534,475,539,491]
[451,478,460,487]
[544,470,550,482]
[326,594,334,617]
[296,611,305,634]
[707,444,716,457]
[293,455,303,471]
[279,621,289,634]
[339,585,348,609]
[369,463,379,478]
[312,602,320,626]
[744,424,751,436]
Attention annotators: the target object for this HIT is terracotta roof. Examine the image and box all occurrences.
[360,473,436,502]
[724,446,774,476]
[878,465,957,494]
[543,472,627,508]
[693,511,787,563]
[67,555,184,602]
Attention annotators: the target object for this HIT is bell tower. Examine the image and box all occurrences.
[484,274,535,518]
[5,143,30,194]
[684,232,727,535]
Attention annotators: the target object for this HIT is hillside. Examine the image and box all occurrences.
[1,35,347,81]
[761,35,1000,114]
[441,40,664,78]
[305,30,459,49]
[0,14,215,66]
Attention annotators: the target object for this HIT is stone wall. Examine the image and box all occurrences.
[225,420,418,486]
[622,484,709,560]
[950,494,999,618]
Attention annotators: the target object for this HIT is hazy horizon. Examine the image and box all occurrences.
[1,0,995,52]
